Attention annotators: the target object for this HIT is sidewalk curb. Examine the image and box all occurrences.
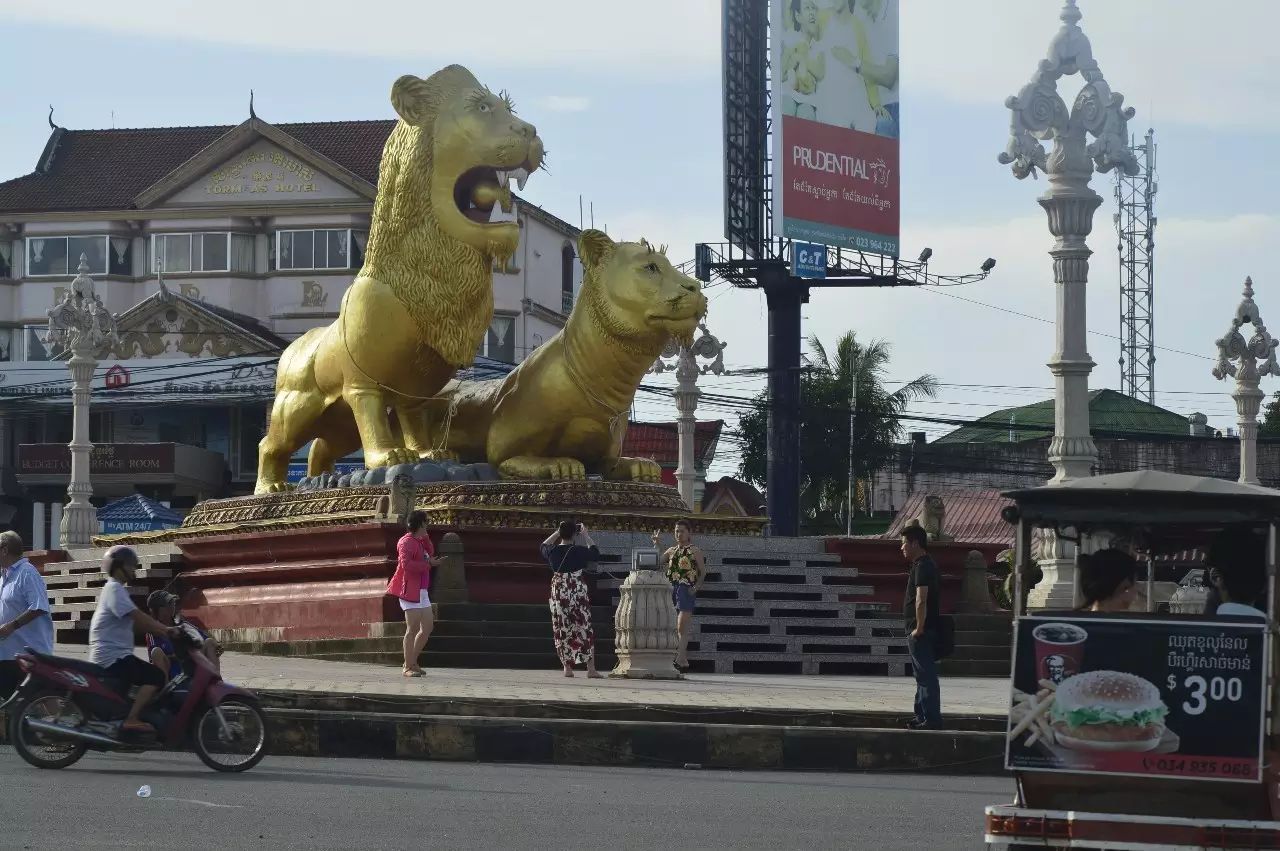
[263,708,1008,775]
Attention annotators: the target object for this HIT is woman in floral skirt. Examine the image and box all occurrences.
[540,520,603,678]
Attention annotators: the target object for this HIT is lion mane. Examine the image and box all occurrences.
[362,66,494,368]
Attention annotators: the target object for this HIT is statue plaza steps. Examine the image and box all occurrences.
[219,603,619,672]
[37,546,183,643]
[941,612,1013,678]
[593,532,903,676]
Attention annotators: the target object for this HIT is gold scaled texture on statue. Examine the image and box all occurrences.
[426,229,707,481]
[254,65,544,494]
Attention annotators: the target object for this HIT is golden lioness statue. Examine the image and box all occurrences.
[255,65,544,493]
[425,229,707,480]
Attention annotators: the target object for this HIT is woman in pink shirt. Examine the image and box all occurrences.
[386,511,445,677]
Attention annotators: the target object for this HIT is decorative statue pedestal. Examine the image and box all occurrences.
[611,568,682,680]
[954,550,997,614]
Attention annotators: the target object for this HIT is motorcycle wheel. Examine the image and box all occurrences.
[10,691,89,770]
[192,698,268,772]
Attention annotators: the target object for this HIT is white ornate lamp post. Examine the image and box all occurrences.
[650,323,726,510]
[1212,277,1279,485]
[999,0,1138,609]
[999,0,1139,484]
[46,255,118,549]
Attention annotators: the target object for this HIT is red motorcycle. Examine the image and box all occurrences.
[4,632,268,772]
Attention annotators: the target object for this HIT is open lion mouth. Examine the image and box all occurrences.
[454,165,533,225]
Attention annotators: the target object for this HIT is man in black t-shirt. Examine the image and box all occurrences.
[901,524,942,729]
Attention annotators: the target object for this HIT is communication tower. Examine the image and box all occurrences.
[1115,129,1157,404]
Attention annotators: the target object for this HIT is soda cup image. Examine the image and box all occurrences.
[1032,622,1088,684]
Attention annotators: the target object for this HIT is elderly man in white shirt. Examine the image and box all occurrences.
[0,531,53,699]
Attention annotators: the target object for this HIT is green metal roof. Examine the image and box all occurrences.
[934,389,1190,445]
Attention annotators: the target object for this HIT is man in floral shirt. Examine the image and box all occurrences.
[653,519,707,671]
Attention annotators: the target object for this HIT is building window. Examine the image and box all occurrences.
[480,316,515,364]
[21,326,50,361]
[25,235,122,276]
[0,241,12,278]
[152,233,254,273]
[561,242,575,314]
[276,229,364,271]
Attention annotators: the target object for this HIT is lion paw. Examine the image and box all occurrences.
[608,457,663,483]
[499,456,586,481]
[418,449,460,463]
[254,481,296,495]
[366,447,418,469]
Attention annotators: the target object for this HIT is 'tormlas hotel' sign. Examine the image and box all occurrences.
[17,444,175,478]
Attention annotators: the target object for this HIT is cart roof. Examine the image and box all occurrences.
[1003,470,1280,526]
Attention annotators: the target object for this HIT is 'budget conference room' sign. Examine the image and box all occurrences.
[17,443,176,477]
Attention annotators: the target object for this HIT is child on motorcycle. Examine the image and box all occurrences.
[145,590,221,679]
[88,546,180,736]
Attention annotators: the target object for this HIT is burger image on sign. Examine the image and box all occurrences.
[1050,670,1169,752]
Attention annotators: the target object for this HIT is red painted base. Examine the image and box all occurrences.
[176,523,405,641]
[824,538,1005,613]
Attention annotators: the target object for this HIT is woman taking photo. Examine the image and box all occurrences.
[540,520,603,678]
[386,510,445,678]
[1077,548,1139,613]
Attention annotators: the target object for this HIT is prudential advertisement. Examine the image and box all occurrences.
[771,0,900,257]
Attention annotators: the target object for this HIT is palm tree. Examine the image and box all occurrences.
[735,331,936,527]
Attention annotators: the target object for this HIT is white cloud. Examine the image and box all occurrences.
[536,96,591,113]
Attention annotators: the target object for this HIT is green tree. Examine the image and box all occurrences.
[734,332,937,529]
[1262,390,1280,437]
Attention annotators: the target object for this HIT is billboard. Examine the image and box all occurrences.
[771,0,900,256]
[1006,615,1266,783]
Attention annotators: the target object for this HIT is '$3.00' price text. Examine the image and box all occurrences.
[1165,675,1243,716]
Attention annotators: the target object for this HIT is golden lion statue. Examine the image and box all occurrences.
[255,65,544,493]
[425,230,707,480]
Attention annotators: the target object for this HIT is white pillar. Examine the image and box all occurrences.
[61,350,98,549]
[673,347,700,511]
[31,502,45,552]
[48,502,63,551]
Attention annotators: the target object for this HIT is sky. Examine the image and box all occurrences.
[2,0,1278,481]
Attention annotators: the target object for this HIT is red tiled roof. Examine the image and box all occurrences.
[883,489,1014,547]
[622,421,723,470]
[0,120,396,213]
[701,476,766,516]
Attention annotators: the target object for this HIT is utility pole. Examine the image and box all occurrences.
[846,348,857,536]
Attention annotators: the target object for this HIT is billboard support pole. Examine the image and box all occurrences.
[764,270,807,538]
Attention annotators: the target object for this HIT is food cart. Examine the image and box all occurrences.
[985,470,1280,849]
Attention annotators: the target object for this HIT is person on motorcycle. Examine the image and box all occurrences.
[145,590,221,679]
[88,545,179,736]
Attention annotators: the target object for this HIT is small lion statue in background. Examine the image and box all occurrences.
[906,494,951,542]
[255,65,544,493]
[426,229,707,480]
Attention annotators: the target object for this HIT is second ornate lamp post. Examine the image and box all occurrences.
[46,255,118,549]
[1212,277,1280,485]
[650,323,726,511]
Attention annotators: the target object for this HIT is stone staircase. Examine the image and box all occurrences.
[941,612,1012,677]
[219,603,619,671]
[594,533,902,676]
[40,545,184,644]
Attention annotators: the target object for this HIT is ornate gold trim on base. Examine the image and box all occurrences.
[94,480,766,546]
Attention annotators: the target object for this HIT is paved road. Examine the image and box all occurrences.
[0,748,1009,850]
